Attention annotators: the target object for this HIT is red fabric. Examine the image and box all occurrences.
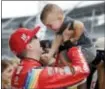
[11,58,41,88]
[11,47,90,89]
[9,26,40,55]
[38,47,90,89]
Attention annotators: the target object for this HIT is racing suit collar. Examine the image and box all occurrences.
[21,57,42,66]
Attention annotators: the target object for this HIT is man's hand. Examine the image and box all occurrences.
[40,53,55,65]
[41,53,52,62]
[62,24,74,42]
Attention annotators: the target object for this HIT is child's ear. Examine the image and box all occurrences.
[58,14,63,20]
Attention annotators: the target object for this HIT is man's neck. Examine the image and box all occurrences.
[26,52,40,61]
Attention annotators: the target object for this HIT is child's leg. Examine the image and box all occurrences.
[76,46,96,89]
[59,50,75,74]
[59,50,71,66]
[80,46,96,64]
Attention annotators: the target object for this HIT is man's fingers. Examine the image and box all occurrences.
[41,55,49,60]
[66,23,71,30]
[42,56,47,59]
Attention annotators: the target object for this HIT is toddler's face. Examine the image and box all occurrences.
[44,13,63,32]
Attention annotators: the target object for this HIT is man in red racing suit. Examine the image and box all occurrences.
[9,26,90,89]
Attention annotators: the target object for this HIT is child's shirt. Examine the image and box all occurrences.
[57,16,93,48]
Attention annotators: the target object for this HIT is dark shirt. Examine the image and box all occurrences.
[57,16,93,48]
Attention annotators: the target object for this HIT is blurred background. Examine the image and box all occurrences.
[1,1,105,58]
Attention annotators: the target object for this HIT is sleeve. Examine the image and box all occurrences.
[24,47,90,89]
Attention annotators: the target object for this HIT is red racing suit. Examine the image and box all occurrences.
[11,47,90,89]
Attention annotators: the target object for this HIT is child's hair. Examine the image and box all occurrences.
[40,4,63,23]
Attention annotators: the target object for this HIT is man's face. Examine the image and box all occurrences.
[29,36,43,54]
[44,13,63,32]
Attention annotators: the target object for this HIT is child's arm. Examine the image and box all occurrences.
[49,35,63,56]
[41,35,63,60]
[49,23,72,57]
[70,20,84,43]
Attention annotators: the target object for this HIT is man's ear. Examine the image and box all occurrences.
[26,44,32,50]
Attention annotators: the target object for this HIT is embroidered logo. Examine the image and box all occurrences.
[21,33,30,43]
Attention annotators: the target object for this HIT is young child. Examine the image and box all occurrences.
[40,4,96,64]
[1,59,14,89]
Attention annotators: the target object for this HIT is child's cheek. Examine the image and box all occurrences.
[52,23,61,31]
